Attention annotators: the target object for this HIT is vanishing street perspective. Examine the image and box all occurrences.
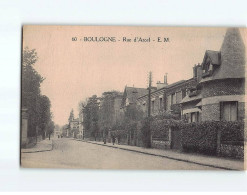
[21,26,246,170]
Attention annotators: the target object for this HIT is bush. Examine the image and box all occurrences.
[180,121,219,155]
[180,121,245,155]
[220,121,245,146]
[151,119,180,141]
[141,118,152,148]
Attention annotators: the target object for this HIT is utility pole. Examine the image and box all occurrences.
[147,71,152,148]
[147,71,152,117]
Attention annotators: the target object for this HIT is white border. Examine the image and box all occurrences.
[0,0,247,192]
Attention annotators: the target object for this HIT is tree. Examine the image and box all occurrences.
[80,95,100,140]
[98,91,119,139]
[22,47,43,137]
[22,47,53,139]
[46,120,55,140]
[123,104,144,145]
[36,95,52,139]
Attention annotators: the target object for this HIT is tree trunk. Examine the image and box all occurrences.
[49,134,50,140]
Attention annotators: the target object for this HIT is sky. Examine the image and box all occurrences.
[23,26,228,126]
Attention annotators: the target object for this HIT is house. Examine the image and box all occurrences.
[137,75,168,116]
[181,28,245,122]
[121,86,149,110]
[69,118,79,137]
[137,69,199,118]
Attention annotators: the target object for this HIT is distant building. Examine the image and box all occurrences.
[54,125,61,138]
[69,118,79,138]
[181,28,245,122]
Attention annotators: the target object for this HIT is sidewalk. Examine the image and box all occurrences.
[21,139,53,153]
[77,139,244,170]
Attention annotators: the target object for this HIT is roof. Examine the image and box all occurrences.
[123,86,149,104]
[195,101,202,107]
[180,93,202,104]
[200,28,246,83]
[202,50,221,69]
[164,80,186,89]
[137,79,190,100]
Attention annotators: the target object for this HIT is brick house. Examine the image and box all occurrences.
[181,28,245,122]
[137,75,168,116]
[137,70,198,118]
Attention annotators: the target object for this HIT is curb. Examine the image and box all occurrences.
[21,140,53,154]
[76,139,240,171]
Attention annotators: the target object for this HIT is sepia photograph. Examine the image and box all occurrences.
[20,25,246,170]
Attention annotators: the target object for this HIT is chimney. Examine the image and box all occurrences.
[196,63,202,82]
[193,63,202,82]
[164,73,168,85]
[193,64,197,79]
[157,74,168,90]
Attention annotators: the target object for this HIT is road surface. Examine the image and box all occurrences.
[21,138,220,170]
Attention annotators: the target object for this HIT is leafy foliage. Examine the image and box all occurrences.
[219,121,245,145]
[81,95,100,140]
[180,121,218,154]
[22,47,54,138]
[180,121,245,155]
[151,119,181,141]
[140,118,152,148]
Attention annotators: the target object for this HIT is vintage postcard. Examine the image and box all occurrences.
[21,26,246,170]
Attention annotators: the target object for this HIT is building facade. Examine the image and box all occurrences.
[137,70,199,118]
[69,118,79,138]
[181,28,245,122]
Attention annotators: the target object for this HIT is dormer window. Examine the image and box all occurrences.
[201,50,221,78]
[202,61,213,78]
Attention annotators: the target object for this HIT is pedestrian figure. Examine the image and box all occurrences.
[112,136,115,145]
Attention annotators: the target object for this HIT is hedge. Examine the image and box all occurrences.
[151,119,180,141]
[180,121,245,155]
[220,121,245,145]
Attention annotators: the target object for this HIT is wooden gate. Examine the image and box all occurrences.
[171,128,181,150]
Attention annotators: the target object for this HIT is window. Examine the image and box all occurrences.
[202,60,214,78]
[221,101,238,121]
[159,97,163,109]
[167,95,171,110]
[171,93,176,105]
[185,112,200,123]
[176,91,182,103]
[191,112,197,123]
